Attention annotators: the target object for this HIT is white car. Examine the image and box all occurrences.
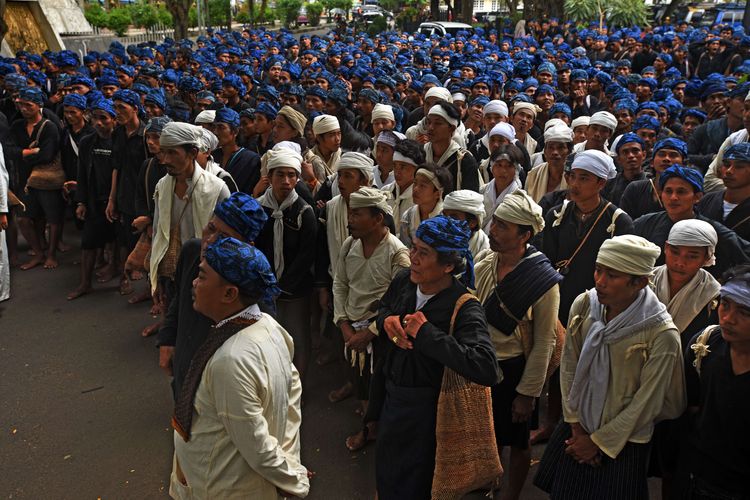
[418,21,474,37]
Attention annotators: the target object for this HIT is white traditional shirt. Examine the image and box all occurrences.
[171,314,309,499]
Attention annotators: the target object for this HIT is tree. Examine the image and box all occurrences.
[0,0,7,48]
[106,6,132,36]
[131,0,160,29]
[306,2,324,26]
[165,0,191,39]
[564,0,649,29]
[84,4,110,29]
[276,0,303,26]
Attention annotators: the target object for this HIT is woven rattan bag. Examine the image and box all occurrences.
[431,293,503,500]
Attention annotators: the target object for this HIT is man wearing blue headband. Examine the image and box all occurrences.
[679,265,750,500]
[698,142,750,241]
[8,86,66,271]
[212,107,261,194]
[171,236,310,498]
[106,89,147,295]
[604,132,647,206]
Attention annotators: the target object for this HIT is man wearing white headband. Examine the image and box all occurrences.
[542,148,632,328]
[406,87,467,148]
[525,124,573,202]
[511,102,539,156]
[371,103,396,137]
[255,148,317,379]
[373,130,405,188]
[150,122,230,294]
[536,235,685,500]
[475,189,560,500]
[468,100,510,165]
[382,139,425,234]
[308,114,342,192]
[573,111,616,154]
[570,116,590,145]
[442,189,490,259]
[194,110,216,128]
[680,265,750,499]
[333,186,410,453]
[398,163,450,247]
[423,102,480,192]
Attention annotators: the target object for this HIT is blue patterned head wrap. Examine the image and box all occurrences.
[18,86,45,106]
[653,137,687,160]
[550,103,572,118]
[255,101,278,120]
[659,164,704,192]
[723,142,750,162]
[178,76,204,93]
[144,115,172,135]
[222,74,246,97]
[213,192,267,243]
[358,88,381,104]
[615,132,645,154]
[415,215,475,288]
[144,89,167,110]
[204,237,280,307]
[682,108,707,123]
[214,107,240,128]
[88,98,116,117]
[633,115,661,132]
[63,93,87,110]
[112,89,141,109]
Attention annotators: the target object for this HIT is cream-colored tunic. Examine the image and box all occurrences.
[382,181,414,235]
[171,314,309,499]
[333,233,410,325]
[560,291,687,459]
[525,162,569,203]
[474,251,560,397]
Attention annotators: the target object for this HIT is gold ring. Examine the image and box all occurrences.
[392,336,399,343]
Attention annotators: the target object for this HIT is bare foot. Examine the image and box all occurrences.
[530,427,554,446]
[27,248,38,256]
[43,257,59,269]
[128,289,152,305]
[345,425,376,452]
[96,266,118,283]
[328,382,353,403]
[130,270,144,281]
[119,278,133,296]
[57,241,72,253]
[20,255,45,270]
[149,302,163,316]
[141,322,161,337]
[67,286,91,300]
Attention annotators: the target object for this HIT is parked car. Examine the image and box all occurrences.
[354,4,394,19]
[699,3,746,27]
[418,21,474,37]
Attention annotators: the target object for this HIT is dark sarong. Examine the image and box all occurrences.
[376,381,439,500]
[533,422,651,500]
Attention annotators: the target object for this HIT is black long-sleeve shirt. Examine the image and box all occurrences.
[111,121,147,216]
[6,118,61,181]
[213,146,261,195]
[75,133,114,207]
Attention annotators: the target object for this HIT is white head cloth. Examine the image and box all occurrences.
[312,114,340,135]
[372,103,395,122]
[198,128,218,153]
[377,130,406,147]
[489,122,517,142]
[428,104,459,128]
[443,189,486,225]
[545,123,573,143]
[195,110,216,124]
[160,122,204,148]
[266,147,303,173]
[393,151,418,166]
[571,149,617,179]
[571,116,591,129]
[451,92,467,102]
[544,118,567,132]
[483,99,509,117]
[493,189,545,234]
[667,219,718,267]
[589,111,617,131]
[512,102,539,119]
[349,186,393,215]
[272,141,303,155]
[597,235,662,276]
[425,86,453,103]
[338,151,374,183]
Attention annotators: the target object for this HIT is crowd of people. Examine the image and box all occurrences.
[1,14,749,500]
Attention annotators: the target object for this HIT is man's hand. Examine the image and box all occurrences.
[340,321,355,344]
[252,176,270,197]
[300,161,315,182]
[565,431,601,464]
[383,315,412,349]
[318,288,332,312]
[105,199,118,222]
[75,204,86,221]
[131,215,151,232]
[346,329,374,351]
[403,311,427,338]
[159,346,175,376]
[63,180,77,194]
[0,213,7,231]
[511,394,535,423]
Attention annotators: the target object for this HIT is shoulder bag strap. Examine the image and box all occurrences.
[555,202,612,272]
[731,213,750,231]
[144,158,155,213]
[448,292,478,336]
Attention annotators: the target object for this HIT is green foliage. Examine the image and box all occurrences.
[564,0,598,23]
[607,0,650,28]
[84,4,109,28]
[306,2,324,25]
[236,10,251,23]
[131,0,159,29]
[378,0,398,12]
[157,4,173,24]
[107,7,133,36]
[276,0,303,26]
[207,0,231,26]
[366,14,387,36]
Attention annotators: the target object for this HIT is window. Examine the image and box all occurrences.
[474,0,483,11]
[491,0,500,10]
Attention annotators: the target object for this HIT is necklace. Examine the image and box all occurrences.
[576,205,598,221]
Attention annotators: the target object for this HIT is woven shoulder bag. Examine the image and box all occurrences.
[431,293,503,500]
